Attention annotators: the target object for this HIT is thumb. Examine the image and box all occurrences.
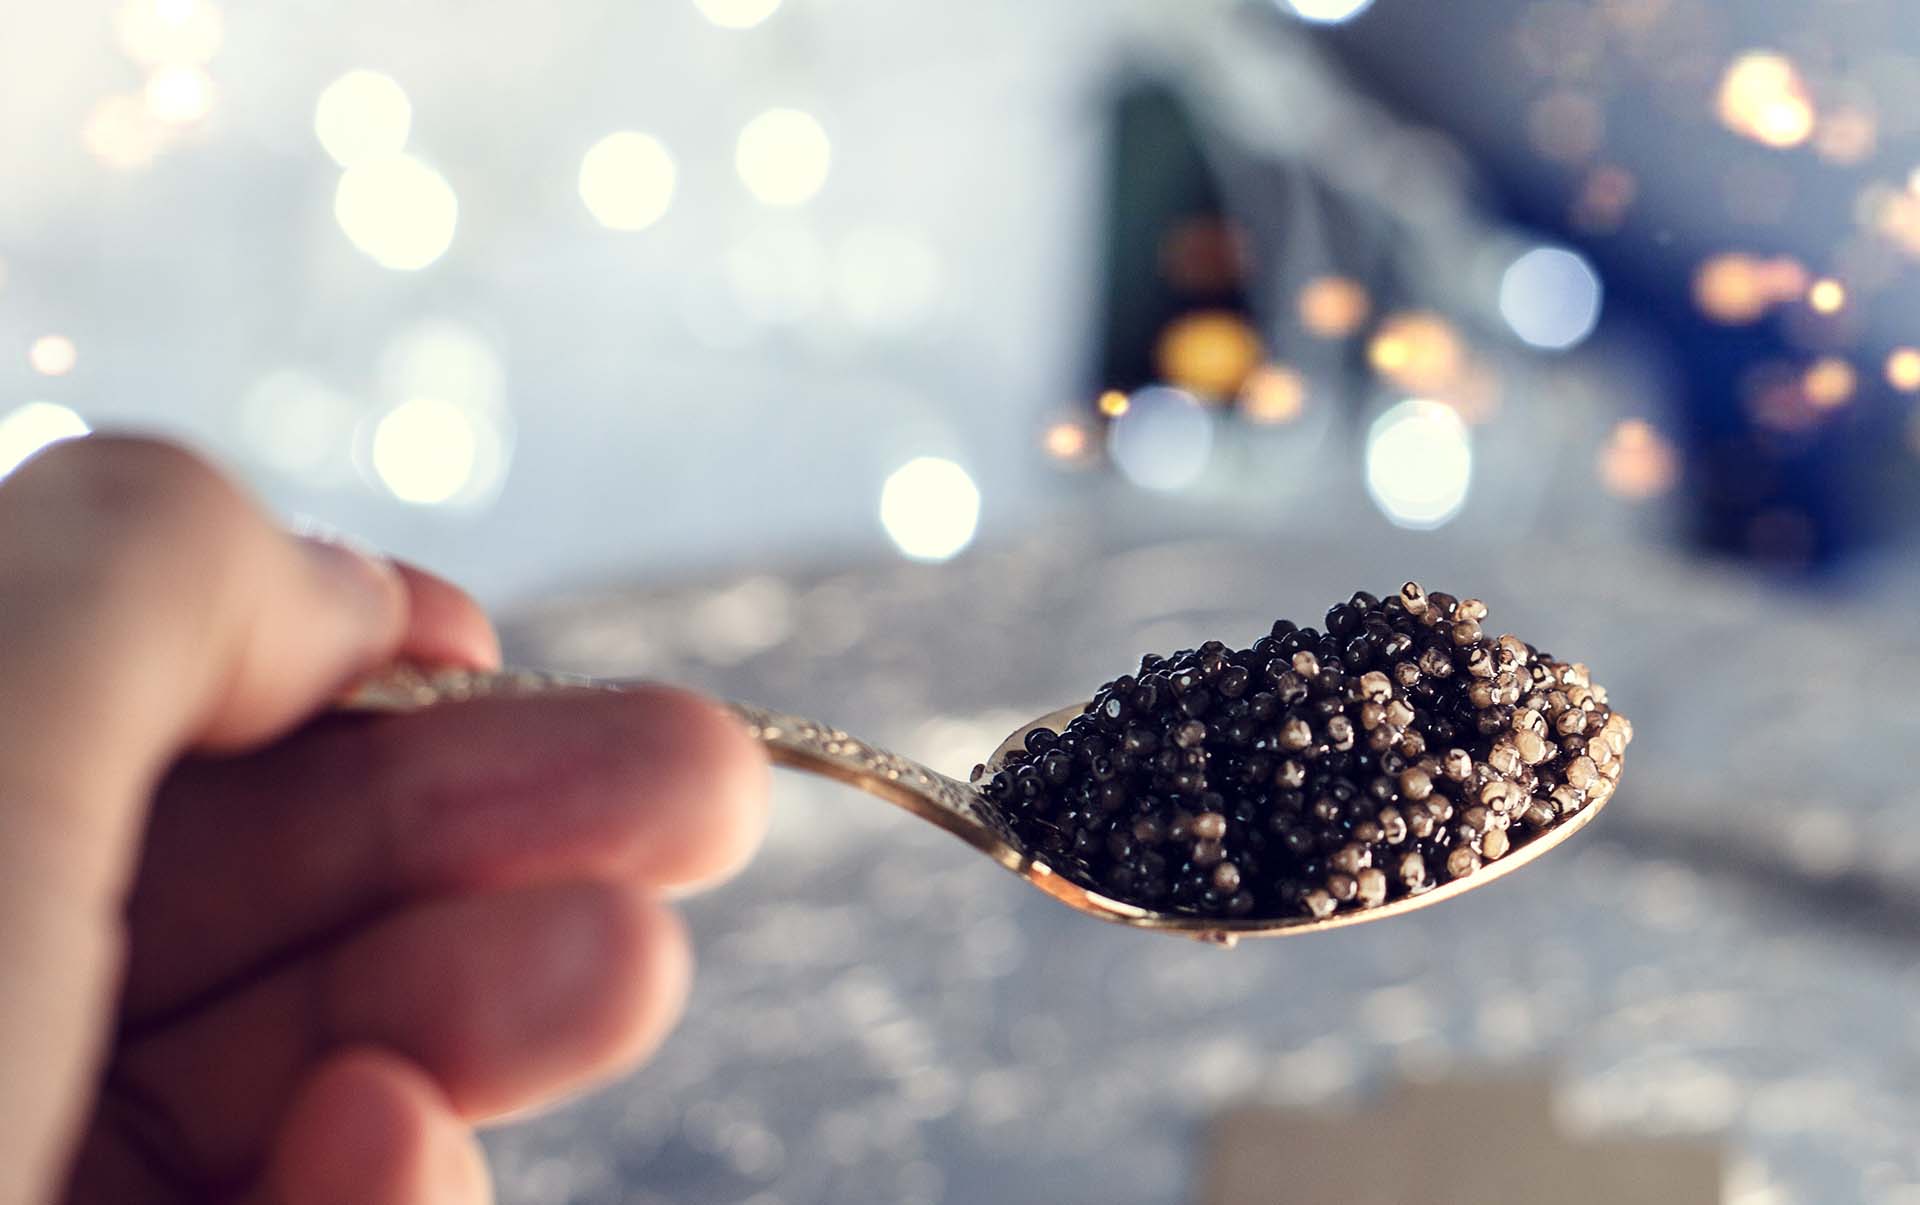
[0,437,408,1205]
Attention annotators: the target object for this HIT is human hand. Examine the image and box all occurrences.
[0,437,769,1204]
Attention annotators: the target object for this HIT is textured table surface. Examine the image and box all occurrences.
[482,525,1920,1205]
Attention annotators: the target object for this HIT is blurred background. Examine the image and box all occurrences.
[8,0,1920,1201]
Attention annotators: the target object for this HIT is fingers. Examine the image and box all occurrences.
[125,687,767,1019]
[0,437,407,1205]
[260,1049,492,1205]
[120,881,691,1183]
[0,435,504,1204]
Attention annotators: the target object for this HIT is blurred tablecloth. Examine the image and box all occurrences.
[483,522,1920,1205]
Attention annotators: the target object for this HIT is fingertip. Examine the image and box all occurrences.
[392,563,503,671]
[615,686,771,892]
[269,1048,491,1205]
[570,886,693,1081]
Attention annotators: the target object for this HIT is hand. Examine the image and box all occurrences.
[0,437,769,1205]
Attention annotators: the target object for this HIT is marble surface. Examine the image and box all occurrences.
[481,527,1920,1205]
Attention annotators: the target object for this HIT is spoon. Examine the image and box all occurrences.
[345,661,1616,948]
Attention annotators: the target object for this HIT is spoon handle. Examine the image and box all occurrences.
[341,666,1025,871]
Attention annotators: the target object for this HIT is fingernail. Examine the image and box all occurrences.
[291,515,384,560]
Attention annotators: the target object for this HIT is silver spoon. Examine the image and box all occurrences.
[345,662,1618,948]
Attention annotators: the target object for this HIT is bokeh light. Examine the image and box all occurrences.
[1155,310,1262,399]
[694,0,782,29]
[1297,276,1371,338]
[1694,255,1768,324]
[1107,386,1214,492]
[1813,106,1877,165]
[334,154,458,270]
[1693,253,1806,324]
[0,403,90,480]
[1097,389,1130,418]
[1760,258,1811,300]
[1863,184,1920,258]
[1365,399,1472,530]
[1571,164,1637,233]
[1597,419,1679,500]
[29,335,77,377]
[1807,278,1846,314]
[370,397,484,505]
[1802,357,1856,409]
[579,131,677,231]
[1239,364,1307,424]
[83,95,166,170]
[1280,0,1373,24]
[1042,421,1091,462]
[878,457,980,562]
[314,70,412,167]
[1716,52,1816,149]
[1368,312,1465,393]
[145,65,214,125]
[1498,245,1603,350]
[1159,218,1244,293]
[364,323,511,507]
[735,108,831,206]
[1746,364,1820,432]
[114,0,223,67]
[1887,348,1920,393]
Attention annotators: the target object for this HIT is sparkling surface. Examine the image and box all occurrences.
[492,530,1920,1203]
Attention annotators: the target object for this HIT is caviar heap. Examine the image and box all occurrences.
[981,583,1630,921]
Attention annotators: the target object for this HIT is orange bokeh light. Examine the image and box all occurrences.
[1297,276,1372,339]
[1155,310,1264,400]
[1239,364,1307,425]
[1887,348,1920,393]
[1597,419,1679,500]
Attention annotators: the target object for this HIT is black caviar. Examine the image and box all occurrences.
[979,583,1630,921]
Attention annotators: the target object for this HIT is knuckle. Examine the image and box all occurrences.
[26,436,260,567]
